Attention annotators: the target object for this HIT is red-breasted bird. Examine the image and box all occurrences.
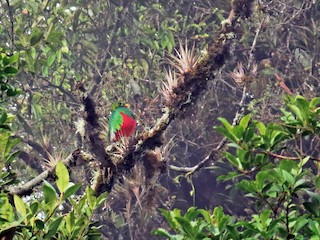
[108,103,137,142]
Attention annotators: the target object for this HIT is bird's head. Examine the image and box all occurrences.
[110,101,130,111]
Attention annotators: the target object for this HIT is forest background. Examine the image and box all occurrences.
[0,0,320,239]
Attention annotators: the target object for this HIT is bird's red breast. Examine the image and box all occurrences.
[115,112,137,141]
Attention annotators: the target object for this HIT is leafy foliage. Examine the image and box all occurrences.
[0,161,107,239]
[0,0,320,239]
[0,52,20,189]
[155,96,320,239]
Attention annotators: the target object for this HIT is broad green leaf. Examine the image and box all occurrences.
[281,170,295,185]
[310,97,320,109]
[85,186,96,210]
[233,125,244,140]
[13,195,26,217]
[175,216,194,237]
[56,161,69,193]
[213,206,223,223]
[159,208,180,229]
[63,183,81,200]
[237,180,256,194]
[43,180,58,204]
[287,104,304,123]
[293,218,308,232]
[152,228,175,238]
[260,209,272,227]
[30,27,44,46]
[239,114,251,130]
[295,96,309,111]
[46,30,64,43]
[0,132,10,160]
[217,117,233,133]
[184,207,199,221]
[7,54,19,64]
[139,58,149,77]
[225,152,243,170]
[30,202,39,216]
[42,65,49,77]
[0,111,7,124]
[96,192,108,206]
[255,171,270,191]
[35,219,45,230]
[215,126,237,143]
[198,209,211,224]
[304,202,320,216]
[4,67,18,75]
[44,216,63,239]
[309,219,320,235]
[47,53,56,67]
[256,122,266,135]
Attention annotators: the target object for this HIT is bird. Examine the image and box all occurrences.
[108,103,137,142]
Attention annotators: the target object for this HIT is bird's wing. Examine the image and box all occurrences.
[108,109,124,140]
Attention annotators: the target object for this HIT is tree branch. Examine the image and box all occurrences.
[7,150,81,196]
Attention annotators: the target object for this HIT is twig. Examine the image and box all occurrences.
[168,85,248,174]
[168,138,227,174]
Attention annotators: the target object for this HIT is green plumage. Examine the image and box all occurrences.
[108,106,135,141]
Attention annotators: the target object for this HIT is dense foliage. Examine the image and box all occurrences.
[0,0,319,239]
[154,95,320,239]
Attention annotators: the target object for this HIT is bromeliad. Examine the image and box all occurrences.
[108,103,137,142]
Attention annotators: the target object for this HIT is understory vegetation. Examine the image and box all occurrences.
[0,0,319,239]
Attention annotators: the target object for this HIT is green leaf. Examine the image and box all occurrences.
[225,152,243,170]
[85,186,96,210]
[42,65,49,77]
[139,58,149,77]
[13,195,26,217]
[304,202,320,216]
[197,209,211,224]
[46,30,64,43]
[30,202,39,216]
[47,53,56,67]
[35,219,45,230]
[44,216,63,239]
[7,54,19,64]
[159,208,180,229]
[184,207,199,221]
[152,228,174,238]
[281,170,295,185]
[96,192,108,206]
[309,220,320,236]
[256,122,266,135]
[310,97,320,109]
[43,180,58,204]
[30,28,44,46]
[215,126,237,143]
[239,114,251,130]
[287,104,304,123]
[4,66,18,75]
[175,216,194,237]
[63,183,81,200]
[217,117,233,133]
[56,161,69,193]
[260,209,272,227]
[0,111,8,124]
[237,180,256,194]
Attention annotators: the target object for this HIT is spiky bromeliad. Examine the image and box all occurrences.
[108,103,137,142]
